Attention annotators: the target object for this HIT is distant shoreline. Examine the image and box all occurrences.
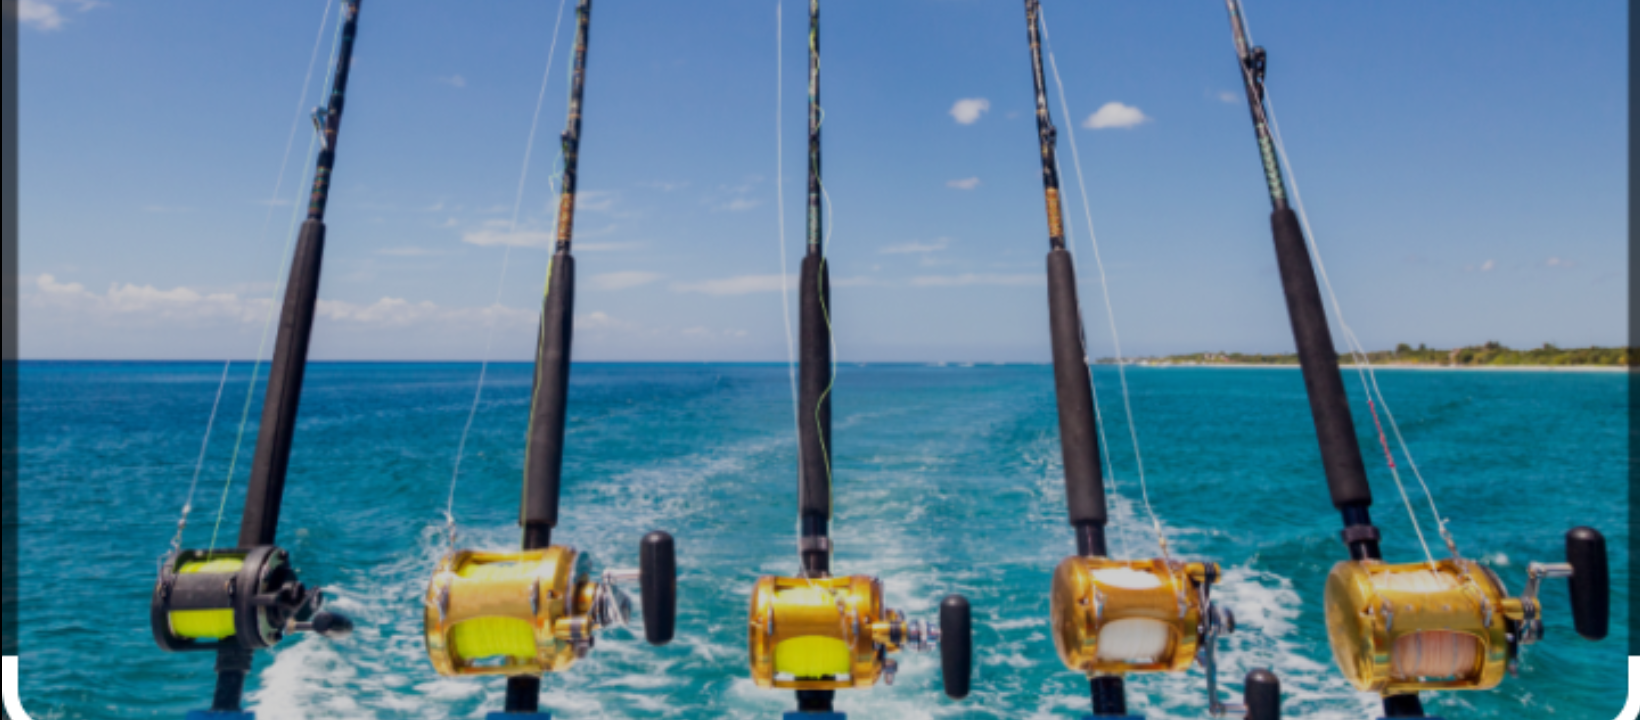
[1121,362,1626,373]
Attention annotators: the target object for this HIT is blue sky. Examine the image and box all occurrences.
[16,0,1625,361]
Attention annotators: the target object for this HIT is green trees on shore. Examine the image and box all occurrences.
[1108,342,1629,367]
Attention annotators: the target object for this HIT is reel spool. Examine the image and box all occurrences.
[1325,527,1610,695]
[1052,557,1262,716]
[151,546,352,653]
[748,575,972,698]
[425,532,677,677]
[1051,558,1223,674]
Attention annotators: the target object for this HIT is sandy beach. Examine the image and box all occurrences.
[1125,363,1627,373]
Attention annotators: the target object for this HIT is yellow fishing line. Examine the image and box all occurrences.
[168,559,245,640]
[775,636,850,677]
[771,586,850,677]
[449,560,541,662]
[451,617,538,662]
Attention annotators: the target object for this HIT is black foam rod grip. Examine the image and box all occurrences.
[640,531,677,646]
[940,595,972,700]
[1046,248,1106,527]
[1268,207,1373,510]
[797,253,833,522]
[241,219,325,547]
[522,252,575,537]
[1244,668,1281,720]
[1565,526,1609,641]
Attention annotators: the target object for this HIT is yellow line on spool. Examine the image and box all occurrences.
[168,558,246,640]
[448,558,543,662]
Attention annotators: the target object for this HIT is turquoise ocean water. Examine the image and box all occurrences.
[13,361,1629,719]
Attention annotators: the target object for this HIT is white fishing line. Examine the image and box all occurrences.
[1236,1,1453,565]
[205,0,340,554]
[171,359,232,554]
[1096,618,1171,663]
[1039,7,1167,561]
[1260,90,1445,567]
[444,0,572,542]
[776,1,800,460]
[1236,0,1454,568]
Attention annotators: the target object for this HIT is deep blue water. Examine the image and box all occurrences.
[13,361,1629,719]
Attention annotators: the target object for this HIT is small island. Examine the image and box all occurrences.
[1102,342,1629,369]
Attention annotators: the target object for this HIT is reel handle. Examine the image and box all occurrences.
[939,594,972,700]
[305,610,354,640]
[640,531,677,645]
[1566,526,1609,641]
[1243,668,1280,720]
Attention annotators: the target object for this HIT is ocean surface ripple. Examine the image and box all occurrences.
[14,362,1628,719]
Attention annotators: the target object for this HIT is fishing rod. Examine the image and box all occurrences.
[1020,2,1279,718]
[1220,1,1608,717]
[148,2,362,717]
[745,2,971,715]
[420,2,677,717]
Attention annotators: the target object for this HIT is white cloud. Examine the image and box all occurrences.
[1546,257,1575,268]
[575,241,643,253]
[574,190,619,213]
[435,74,467,88]
[640,181,691,193]
[1083,101,1150,130]
[719,197,761,212]
[26,274,270,325]
[950,98,991,125]
[24,273,543,333]
[671,274,795,296]
[588,271,662,291]
[681,326,750,339]
[947,177,981,191]
[1216,90,1240,104]
[1479,259,1496,272]
[910,273,1041,288]
[462,224,554,248]
[376,246,444,257]
[318,298,535,328]
[19,0,99,31]
[880,238,951,255]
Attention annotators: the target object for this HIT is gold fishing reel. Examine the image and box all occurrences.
[1052,556,1274,717]
[747,575,971,698]
[151,546,353,653]
[1324,527,1609,695]
[1051,557,1216,674]
[424,532,676,677]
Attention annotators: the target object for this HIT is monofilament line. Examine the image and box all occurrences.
[1236,7,1452,565]
[205,0,338,556]
[777,1,800,459]
[445,0,571,543]
[1040,8,1168,560]
[171,359,232,555]
[1263,89,1446,567]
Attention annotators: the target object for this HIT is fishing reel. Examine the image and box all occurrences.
[151,546,353,652]
[424,531,677,677]
[1051,557,1279,719]
[1325,527,1609,695]
[748,575,972,699]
